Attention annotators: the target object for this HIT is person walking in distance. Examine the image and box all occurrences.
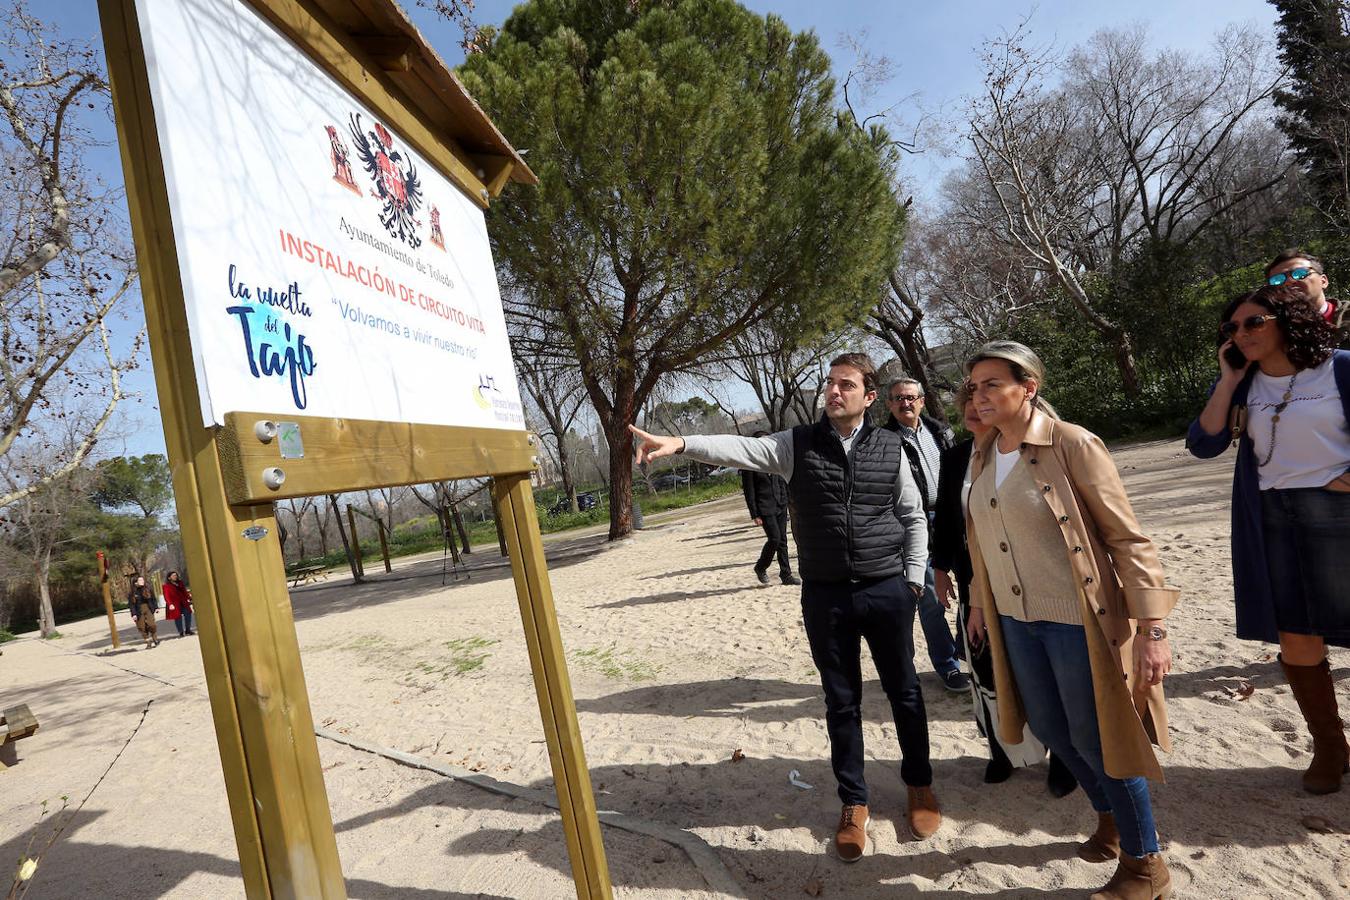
[630,353,939,862]
[163,571,195,637]
[741,431,799,586]
[883,377,968,693]
[128,575,159,649]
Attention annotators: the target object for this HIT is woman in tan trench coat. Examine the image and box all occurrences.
[963,342,1179,900]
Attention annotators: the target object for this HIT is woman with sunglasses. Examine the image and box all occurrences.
[1188,283,1350,795]
[963,341,1178,900]
[933,382,1077,795]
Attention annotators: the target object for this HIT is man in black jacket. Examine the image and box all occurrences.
[882,377,967,693]
[740,431,799,585]
[630,353,940,863]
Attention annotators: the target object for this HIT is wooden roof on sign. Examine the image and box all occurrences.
[308,0,537,188]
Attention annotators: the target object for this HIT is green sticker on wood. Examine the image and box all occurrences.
[278,422,304,459]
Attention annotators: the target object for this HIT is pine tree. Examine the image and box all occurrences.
[1271,0,1350,228]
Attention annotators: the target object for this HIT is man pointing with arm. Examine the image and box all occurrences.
[629,353,940,862]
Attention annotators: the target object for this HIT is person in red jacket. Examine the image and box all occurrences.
[163,571,195,638]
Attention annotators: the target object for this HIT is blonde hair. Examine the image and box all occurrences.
[963,340,1060,420]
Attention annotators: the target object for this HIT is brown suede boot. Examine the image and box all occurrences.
[1077,811,1121,863]
[906,785,942,839]
[1281,656,1350,795]
[834,804,868,862]
[1089,852,1173,900]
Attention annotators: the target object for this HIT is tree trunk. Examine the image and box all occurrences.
[603,415,636,540]
[36,547,55,638]
[451,504,472,554]
[1110,329,1142,397]
[329,493,361,583]
[557,442,578,512]
[314,504,328,557]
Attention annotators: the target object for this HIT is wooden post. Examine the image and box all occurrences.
[97,552,121,650]
[345,504,365,578]
[98,1,346,895]
[375,520,392,574]
[492,475,612,900]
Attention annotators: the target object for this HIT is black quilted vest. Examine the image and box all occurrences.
[788,416,907,582]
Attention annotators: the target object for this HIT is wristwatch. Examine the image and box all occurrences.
[1135,624,1168,641]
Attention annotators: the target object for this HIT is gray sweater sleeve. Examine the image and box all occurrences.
[893,461,928,585]
[681,431,793,480]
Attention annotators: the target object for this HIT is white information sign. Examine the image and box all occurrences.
[135,0,525,430]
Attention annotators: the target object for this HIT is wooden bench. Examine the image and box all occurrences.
[0,704,39,770]
[288,564,328,588]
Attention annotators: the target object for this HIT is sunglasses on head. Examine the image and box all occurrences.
[1219,314,1277,338]
[1266,267,1316,287]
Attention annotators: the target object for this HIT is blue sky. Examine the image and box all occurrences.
[43,0,1279,458]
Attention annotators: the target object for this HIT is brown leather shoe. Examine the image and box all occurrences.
[1078,811,1121,863]
[1281,656,1349,794]
[1089,852,1172,900]
[834,804,868,862]
[906,785,941,839]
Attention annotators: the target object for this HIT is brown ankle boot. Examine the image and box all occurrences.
[1090,852,1172,900]
[1281,656,1350,795]
[1077,811,1121,863]
[834,804,868,862]
[906,785,942,839]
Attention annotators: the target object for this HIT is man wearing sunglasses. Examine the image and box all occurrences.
[1264,249,1345,343]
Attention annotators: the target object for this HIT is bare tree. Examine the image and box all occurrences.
[965,23,1287,395]
[0,430,94,637]
[713,315,856,431]
[515,349,586,512]
[0,2,141,508]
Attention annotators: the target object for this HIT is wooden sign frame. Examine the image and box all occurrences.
[97,0,611,896]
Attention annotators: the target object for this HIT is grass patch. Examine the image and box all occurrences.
[412,636,500,679]
[571,644,662,682]
[0,628,15,643]
[41,630,62,640]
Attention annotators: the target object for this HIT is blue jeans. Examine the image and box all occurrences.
[999,616,1159,857]
[919,514,960,674]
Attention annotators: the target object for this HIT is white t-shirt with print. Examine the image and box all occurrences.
[1248,355,1350,490]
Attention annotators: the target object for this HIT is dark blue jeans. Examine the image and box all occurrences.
[999,616,1159,857]
[802,575,932,805]
[919,513,960,674]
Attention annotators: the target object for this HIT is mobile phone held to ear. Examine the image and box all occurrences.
[1223,342,1247,371]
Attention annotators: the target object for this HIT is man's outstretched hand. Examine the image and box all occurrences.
[628,424,684,465]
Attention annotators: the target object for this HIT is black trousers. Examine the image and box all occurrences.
[801,574,932,805]
[755,510,792,577]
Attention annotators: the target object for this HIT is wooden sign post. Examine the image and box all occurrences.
[96,551,121,650]
[97,0,611,897]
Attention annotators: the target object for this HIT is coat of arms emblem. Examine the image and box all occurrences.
[429,205,445,250]
[349,113,423,249]
[325,125,361,195]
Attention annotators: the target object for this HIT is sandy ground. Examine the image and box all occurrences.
[2,437,1349,899]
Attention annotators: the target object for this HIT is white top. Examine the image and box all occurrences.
[1248,356,1350,490]
[994,445,1021,489]
[961,452,975,518]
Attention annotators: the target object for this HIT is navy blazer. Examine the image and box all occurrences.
[1186,349,1350,648]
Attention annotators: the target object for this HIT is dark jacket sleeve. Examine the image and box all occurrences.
[741,470,759,518]
[1187,372,1254,460]
[931,440,973,582]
